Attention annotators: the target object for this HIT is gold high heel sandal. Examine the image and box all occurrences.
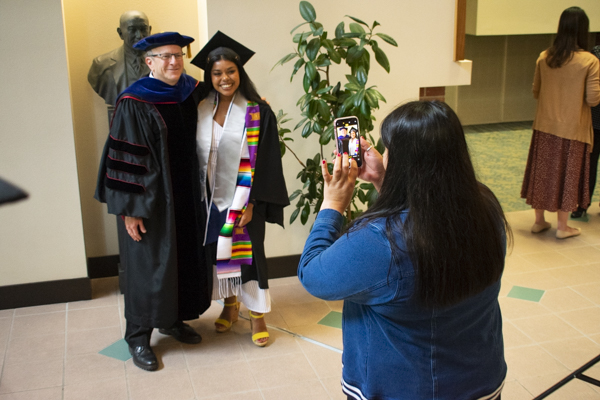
[249,311,269,347]
[214,301,239,333]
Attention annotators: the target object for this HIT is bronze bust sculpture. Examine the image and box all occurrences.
[88,11,152,106]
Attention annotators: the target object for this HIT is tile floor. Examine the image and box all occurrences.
[3,207,600,399]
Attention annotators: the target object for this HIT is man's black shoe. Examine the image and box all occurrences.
[129,345,158,371]
[158,321,202,344]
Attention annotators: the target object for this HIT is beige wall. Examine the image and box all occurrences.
[1,0,474,289]
[455,1,600,125]
[466,0,600,36]
[62,0,207,258]
[448,34,552,125]
[206,0,474,255]
[0,0,87,286]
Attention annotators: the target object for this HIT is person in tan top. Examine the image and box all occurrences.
[521,6,600,239]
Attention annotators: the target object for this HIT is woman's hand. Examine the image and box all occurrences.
[358,140,385,192]
[237,202,254,227]
[124,216,146,242]
[320,152,358,214]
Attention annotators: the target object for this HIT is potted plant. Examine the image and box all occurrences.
[275,1,397,224]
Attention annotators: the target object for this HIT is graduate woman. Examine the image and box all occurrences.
[191,32,289,346]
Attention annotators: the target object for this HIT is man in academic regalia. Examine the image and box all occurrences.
[95,32,210,372]
[337,126,350,155]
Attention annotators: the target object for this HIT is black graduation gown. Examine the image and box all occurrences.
[207,103,290,289]
[95,77,211,329]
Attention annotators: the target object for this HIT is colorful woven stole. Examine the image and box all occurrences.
[215,101,260,283]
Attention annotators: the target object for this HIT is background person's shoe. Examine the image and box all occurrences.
[531,221,551,233]
[556,228,581,239]
[159,321,202,344]
[571,208,587,218]
[129,345,158,371]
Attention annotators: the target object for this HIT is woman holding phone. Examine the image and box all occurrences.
[299,101,508,399]
[192,32,289,347]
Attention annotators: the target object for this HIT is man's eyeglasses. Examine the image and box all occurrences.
[148,53,185,61]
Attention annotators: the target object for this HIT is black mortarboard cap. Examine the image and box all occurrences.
[133,32,194,51]
[191,31,255,70]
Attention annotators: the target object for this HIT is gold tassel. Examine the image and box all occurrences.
[187,44,191,58]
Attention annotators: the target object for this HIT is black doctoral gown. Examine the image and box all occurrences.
[95,75,211,329]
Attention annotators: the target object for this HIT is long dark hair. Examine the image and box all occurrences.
[204,47,265,105]
[546,6,589,68]
[350,101,510,308]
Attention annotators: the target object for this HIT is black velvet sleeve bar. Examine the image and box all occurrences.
[94,97,162,219]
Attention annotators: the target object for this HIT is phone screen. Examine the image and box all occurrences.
[334,116,362,167]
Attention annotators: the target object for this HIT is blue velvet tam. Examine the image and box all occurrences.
[133,32,194,51]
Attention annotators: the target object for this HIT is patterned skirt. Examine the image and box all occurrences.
[521,130,590,212]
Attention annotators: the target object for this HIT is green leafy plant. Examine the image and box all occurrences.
[275,1,396,225]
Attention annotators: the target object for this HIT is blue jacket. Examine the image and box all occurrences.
[298,209,506,400]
